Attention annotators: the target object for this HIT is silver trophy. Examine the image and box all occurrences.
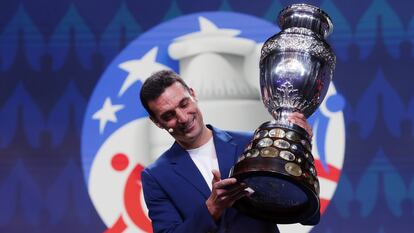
[230,4,336,223]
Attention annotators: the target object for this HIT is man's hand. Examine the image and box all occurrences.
[205,170,249,221]
[288,112,313,138]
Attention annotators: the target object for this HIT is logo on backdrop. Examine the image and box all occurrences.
[81,12,346,233]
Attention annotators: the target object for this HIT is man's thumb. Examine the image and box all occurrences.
[211,169,221,183]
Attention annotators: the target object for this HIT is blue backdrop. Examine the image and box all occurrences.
[0,0,413,232]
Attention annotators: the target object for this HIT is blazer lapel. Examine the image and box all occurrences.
[168,142,211,198]
[211,126,238,179]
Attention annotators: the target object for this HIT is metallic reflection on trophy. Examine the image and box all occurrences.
[230,4,336,223]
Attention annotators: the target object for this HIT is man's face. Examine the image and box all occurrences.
[148,82,205,147]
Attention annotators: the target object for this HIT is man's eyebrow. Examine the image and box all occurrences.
[159,96,191,119]
[160,110,174,119]
[179,97,190,105]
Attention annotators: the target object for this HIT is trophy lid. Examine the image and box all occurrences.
[278,4,333,38]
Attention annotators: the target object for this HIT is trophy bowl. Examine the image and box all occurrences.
[230,3,336,224]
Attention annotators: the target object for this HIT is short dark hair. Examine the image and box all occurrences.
[139,70,190,117]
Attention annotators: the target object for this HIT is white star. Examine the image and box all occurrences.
[168,16,255,59]
[173,16,240,41]
[92,98,124,134]
[118,47,171,96]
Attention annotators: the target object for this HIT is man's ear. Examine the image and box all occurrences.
[189,88,198,101]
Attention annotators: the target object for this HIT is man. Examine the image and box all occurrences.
[140,70,314,233]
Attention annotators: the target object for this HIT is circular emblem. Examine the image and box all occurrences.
[269,128,285,138]
[81,12,346,233]
[285,162,303,177]
[280,150,296,161]
[260,147,279,158]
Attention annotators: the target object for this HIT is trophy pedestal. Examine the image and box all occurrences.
[231,121,320,223]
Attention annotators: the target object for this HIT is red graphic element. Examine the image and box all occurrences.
[320,198,330,214]
[111,153,130,171]
[314,159,342,214]
[314,159,340,182]
[105,216,127,233]
[124,164,153,232]
[105,153,152,233]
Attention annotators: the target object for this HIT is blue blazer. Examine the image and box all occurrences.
[141,125,279,233]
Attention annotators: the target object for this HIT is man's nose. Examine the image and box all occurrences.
[176,109,188,123]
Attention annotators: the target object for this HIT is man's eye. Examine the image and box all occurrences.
[162,113,174,121]
[181,101,189,108]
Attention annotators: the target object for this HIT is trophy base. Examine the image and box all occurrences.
[230,121,320,223]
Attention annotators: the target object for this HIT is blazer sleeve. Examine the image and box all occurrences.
[141,169,218,233]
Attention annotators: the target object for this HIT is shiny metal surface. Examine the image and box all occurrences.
[230,3,332,223]
[255,129,268,139]
[285,162,303,177]
[246,148,260,158]
[260,3,336,121]
[260,147,279,157]
[274,139,290,149]
[268,128,285,138]
[257,138,273,147]
[278,3,333,38]
[279,150,296,161]
[286,131,300,141]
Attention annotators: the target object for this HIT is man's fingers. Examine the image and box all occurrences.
[211,169,221,184]
[231,190,250,201]
[228,190,250,207]
[290,112,303,117]
[294,120,313,137]
[216,183,247,198]
[288,112,313,138]
[213,177,238,190]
